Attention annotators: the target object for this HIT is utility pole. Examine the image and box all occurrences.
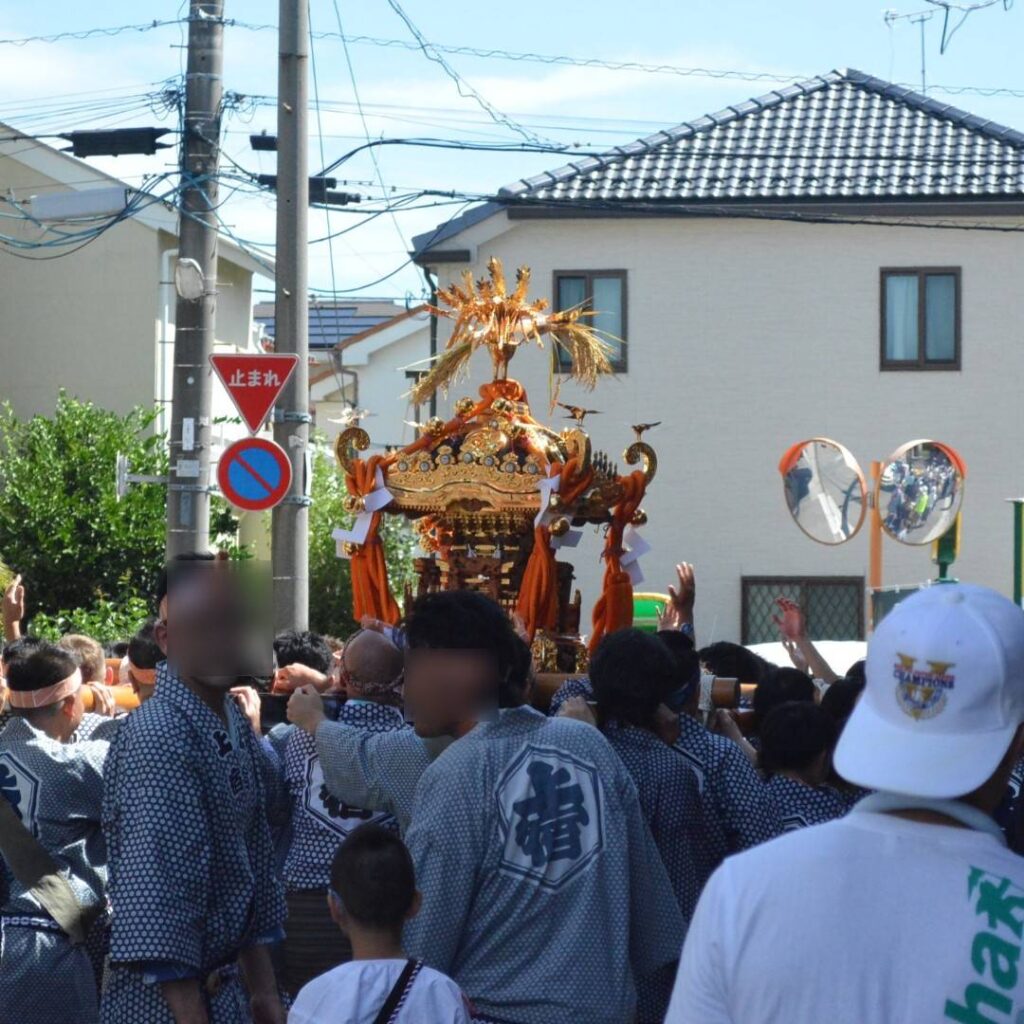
[167,0,224,558]
[271,0,310,630]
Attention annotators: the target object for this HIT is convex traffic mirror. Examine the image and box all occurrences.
[779,437,965,547]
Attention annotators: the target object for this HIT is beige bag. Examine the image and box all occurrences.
[0,793,103,945]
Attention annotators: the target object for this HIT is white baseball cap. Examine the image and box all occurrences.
[835,583,1024,798]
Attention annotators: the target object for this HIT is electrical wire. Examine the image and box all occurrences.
[226,21,1024,101]
[0,173,182,260]
[329,0,410,260]
[923,0,1014,53]
[4,14,1023,102]
[380,0,549,146]
[0,19,185,47]
[318,137,600,177]
[309,3,343,298]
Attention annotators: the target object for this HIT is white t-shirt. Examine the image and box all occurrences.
[666,801,1024,1023]
[289,959,471,1024]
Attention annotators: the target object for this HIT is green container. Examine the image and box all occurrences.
[633,592,669,634]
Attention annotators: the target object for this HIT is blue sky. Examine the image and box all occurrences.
[2,1,1022,299]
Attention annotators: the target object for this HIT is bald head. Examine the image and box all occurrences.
[343,630,403,702]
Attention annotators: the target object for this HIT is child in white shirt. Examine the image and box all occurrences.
[288,824,471,1024]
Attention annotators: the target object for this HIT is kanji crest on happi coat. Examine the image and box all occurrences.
[333,257,657,669]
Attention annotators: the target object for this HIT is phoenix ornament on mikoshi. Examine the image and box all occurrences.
[410,257,615,406]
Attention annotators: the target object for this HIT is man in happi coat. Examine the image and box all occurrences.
[0,642,111,1024]
[101,557,286,1024]
[279,628,406,996]
[398,591,685,1024]
[287,629,445,834]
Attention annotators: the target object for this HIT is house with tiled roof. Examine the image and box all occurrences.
[360,69,1024,639]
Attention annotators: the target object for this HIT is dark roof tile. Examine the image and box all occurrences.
[498,68,1024,204]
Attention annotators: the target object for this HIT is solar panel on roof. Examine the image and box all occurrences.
[255,304,406,347]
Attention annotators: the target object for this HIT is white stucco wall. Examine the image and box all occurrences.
[351,210,1024,642]
[0,150,259,436]
[0,152,160,420]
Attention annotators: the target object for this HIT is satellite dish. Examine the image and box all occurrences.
[876,440,965,546]
[779,438,867,545]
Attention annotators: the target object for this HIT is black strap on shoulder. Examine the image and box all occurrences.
[372,958,422,1024]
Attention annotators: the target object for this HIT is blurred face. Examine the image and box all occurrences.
[402,649,499,737]
[162,566,272,689]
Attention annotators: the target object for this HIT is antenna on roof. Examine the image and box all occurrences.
[884,9,934,94]
[885,0,1013,88]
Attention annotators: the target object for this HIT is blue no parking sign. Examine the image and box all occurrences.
[217,437,292,511]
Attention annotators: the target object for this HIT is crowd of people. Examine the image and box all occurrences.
[3,556,1024,1023]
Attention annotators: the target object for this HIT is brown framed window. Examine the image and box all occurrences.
[741,576,865,645]
[553,270,627,372]
[880,267,960,370]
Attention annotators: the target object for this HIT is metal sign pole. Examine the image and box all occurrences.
[1011,499,1024,606]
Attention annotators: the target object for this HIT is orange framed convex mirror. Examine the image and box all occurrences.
[778,438,867,545]
[875,440,966,546]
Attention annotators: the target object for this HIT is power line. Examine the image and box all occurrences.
[233,90,1024,154]
[225,21,1024,100]
[0,19,185,47]
[321,199,477,293]
[5,14,1024,102]
[924,0,1014,53]
[380,0,549,146]
[329,0,410,260]
[309,6,342,302]
[318,137,600,177]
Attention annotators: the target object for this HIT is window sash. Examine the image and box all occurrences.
[884,275,919,361]
[554,271,627,372]
[881,268,960,370]
[925,274,957,362]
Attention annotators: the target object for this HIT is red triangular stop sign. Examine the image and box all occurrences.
[210,354,300,433]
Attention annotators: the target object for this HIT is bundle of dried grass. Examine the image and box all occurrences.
[410,257,613,404]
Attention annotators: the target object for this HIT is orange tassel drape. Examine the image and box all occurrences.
[515,456,594,640]
[589,470,647,653]
[344,456,401,625]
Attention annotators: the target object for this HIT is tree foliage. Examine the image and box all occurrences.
[308,438,415,638]
[0,400,415,643]
[0,394,167,623]
[30,595,153,646]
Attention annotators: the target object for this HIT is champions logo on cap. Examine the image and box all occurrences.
[893,654,956,720]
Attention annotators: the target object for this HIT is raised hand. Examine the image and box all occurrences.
[84,682,117,718]
[3,574,24,640]
[287,684,327,735]
[772,596,806,641]
[658,562,695,631]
